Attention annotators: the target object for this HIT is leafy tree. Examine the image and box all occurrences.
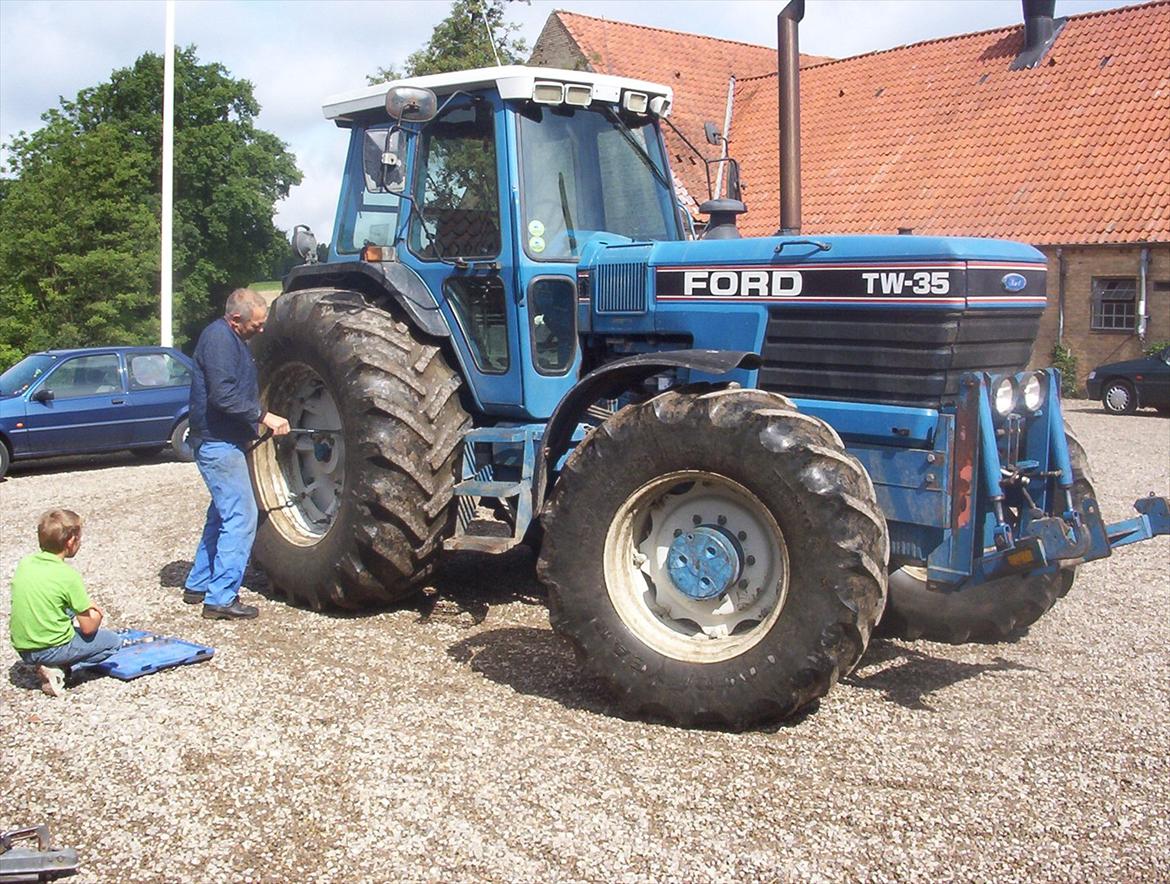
[0,47,301,365]
[369,0,528,83]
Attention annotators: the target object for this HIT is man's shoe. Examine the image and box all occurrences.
[37,665,66,698]
[182,589,206,605]
[201,600,259,620]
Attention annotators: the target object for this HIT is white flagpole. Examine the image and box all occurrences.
[160,0,175,347]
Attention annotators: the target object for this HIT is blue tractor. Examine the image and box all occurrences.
[250,10,1168,729]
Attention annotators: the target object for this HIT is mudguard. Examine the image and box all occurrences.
[533,349,762,516]
[284,260,450,338]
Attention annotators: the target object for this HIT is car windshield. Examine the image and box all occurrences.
[0,353,58,398]
[516,104,680,261]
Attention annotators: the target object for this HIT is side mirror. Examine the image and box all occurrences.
[32,388,53,404]
[385,86,438,123]
[703,122,721,146]
[292,225,319,265]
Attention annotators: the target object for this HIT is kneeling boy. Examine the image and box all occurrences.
[9,509,122,696]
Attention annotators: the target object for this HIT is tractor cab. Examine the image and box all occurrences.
[321,66,682,420]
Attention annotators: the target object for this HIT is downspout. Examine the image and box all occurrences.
[1137,246,1149,341]
[1056,247,1065,344]
[714,76,735,200]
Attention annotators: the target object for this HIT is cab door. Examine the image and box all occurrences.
[397,94,526,419]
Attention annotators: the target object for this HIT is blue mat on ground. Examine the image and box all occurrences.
[75,629,215,680]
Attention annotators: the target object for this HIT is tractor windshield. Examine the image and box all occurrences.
[516,105,680,261]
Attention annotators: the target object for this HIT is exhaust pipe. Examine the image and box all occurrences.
[777,0,804,235]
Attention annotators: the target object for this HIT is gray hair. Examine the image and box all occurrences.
[224,288,267,321]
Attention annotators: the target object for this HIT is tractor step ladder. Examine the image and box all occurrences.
[444,425,540,554]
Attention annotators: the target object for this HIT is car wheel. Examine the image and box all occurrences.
[1101,379,1136,414]
[0,439,10,479]
[170,417,194,462]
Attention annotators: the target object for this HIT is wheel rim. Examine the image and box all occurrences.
[253,363,345,545]
[603,471,788,663]
[175,422,193,460]
[1105,384,1131,411]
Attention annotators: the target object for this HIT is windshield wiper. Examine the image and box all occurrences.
[601,107,674,196]
[557,172,578,255]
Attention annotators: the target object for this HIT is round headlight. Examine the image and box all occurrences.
[993,376,1017,416]
[1022,372,1045,411]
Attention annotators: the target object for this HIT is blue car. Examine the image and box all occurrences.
[0,346,194,479]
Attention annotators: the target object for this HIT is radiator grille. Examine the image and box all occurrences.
[759,308,1041,408]
[593,262,648,314]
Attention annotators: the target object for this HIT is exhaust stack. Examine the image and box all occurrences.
[777,0,804,235]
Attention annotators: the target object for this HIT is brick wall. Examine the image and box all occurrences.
[529,16,590,70]
[1029,243,1170,391]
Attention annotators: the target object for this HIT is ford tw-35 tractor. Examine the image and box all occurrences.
[248,55,1168,729]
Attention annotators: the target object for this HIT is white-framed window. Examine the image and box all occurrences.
[1090,277,1137,332]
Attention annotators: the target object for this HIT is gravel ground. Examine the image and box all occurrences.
[1,401,1167,882]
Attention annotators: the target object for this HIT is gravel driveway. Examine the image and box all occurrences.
[1,402,1167,881]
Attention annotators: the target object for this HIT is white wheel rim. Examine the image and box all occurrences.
[603,471,789,663]
[255,363,345,545]
[1105,385,1130,411]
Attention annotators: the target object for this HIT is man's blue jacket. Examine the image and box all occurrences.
[188,318,263,447]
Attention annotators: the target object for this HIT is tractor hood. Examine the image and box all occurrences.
[577,234,1049,408]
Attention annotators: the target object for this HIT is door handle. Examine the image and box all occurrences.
[111,398,126,405]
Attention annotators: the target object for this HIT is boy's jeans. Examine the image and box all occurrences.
[186,440,258,607]
[20,627,123,668]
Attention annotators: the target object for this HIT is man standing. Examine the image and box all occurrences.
[184,288,289,620]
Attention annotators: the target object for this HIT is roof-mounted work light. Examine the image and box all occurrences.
[564,84,593,106]
[532,81,565,104]
[623,91,649,114]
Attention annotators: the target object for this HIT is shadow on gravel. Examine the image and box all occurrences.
[419,546,546,626]
[5,450,184,479]
[446,625,614,716]
[7,660,105,694]
[845,638,1038,711]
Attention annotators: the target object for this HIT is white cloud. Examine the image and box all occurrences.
[1,0,1138,247]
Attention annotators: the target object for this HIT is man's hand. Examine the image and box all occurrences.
[261,411,291,437]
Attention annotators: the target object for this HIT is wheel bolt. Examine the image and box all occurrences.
[673,528,682,538]
[717,515,727,525]
[738,579,748,589]
[692,514,702,525]
[746,555,756,566]
[737,531,747,541]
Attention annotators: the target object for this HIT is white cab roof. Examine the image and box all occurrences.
[322,65,673,123]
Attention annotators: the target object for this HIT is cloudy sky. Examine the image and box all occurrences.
[0,0,1137,244]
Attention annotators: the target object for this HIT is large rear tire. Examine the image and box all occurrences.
[250,288,469,609]
[881,427,1095,643]
[537,387,888,729]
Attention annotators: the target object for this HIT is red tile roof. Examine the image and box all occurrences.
[546,2,1170,244]
[551,11,831,210]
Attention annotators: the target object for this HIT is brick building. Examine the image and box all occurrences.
[531,2,1170,389]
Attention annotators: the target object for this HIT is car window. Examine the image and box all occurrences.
[0,353,58,397]
[128,353,191,390]
[48,354,122,398]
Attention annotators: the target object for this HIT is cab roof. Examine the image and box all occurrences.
[322,64,673,124]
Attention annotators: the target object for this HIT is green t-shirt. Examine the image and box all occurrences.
[9,551,91,651]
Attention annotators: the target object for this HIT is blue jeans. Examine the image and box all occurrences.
[20,627,123,668]
[186,440,258,607]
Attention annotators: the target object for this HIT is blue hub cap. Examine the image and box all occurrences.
[666,525,744,600]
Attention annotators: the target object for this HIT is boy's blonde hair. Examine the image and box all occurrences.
[37,509,83,554]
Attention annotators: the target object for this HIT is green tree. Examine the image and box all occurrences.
[368,0,528,83]
[0,47,301,365]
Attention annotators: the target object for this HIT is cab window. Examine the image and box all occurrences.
[336,127,403,254]
[127,353,191,390]
[410,102,500,260]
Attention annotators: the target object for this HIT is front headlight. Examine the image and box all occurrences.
[993,376,1017,416]
[1022,372,1045,411]
[1087,370,1096,380]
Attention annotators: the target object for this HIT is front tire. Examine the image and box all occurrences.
[881,427,1096,643]
[170,417,194,462]
[537,387,888,729]
[250,288,469,609]
[1102,379,1137,414]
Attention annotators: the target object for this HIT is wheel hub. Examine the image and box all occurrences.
[667,525,743,600]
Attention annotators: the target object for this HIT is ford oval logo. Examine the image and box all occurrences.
[1002,273,1028,292]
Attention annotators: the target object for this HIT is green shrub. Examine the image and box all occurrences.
[1143,339,1170,357]
[1051,343,1080,398]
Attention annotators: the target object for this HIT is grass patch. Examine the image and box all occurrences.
[249,280,282,294]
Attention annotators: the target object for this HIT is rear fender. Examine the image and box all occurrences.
[284,261,450,339]
[533,350,762,516]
